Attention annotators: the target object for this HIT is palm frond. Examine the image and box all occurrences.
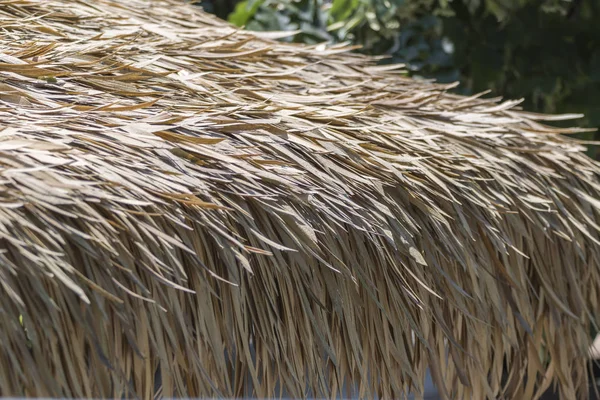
[0,0,599,398]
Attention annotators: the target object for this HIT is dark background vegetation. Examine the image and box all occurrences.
[196,0,600,158]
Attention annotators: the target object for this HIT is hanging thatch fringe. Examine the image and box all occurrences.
[1,0,599,398]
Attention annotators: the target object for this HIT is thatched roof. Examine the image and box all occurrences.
[1,0,600,398]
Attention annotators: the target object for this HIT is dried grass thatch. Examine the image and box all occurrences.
[1,0,600,398]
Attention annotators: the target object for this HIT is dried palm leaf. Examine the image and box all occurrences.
[0,0,599,398]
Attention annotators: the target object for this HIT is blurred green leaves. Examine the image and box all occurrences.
[198,0,600,156]
[228,0,265,27]
[329,0,359,22]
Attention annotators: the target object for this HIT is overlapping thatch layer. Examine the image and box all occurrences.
[1,0,600,398]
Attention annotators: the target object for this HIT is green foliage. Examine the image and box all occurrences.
[198,0,600,156]
[222,0,333,44]
[443,0,600,156]
[228,0,265,27]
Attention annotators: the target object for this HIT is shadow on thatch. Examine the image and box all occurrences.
[1,0,600,398]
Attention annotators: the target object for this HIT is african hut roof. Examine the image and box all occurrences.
[1,0,600,398]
